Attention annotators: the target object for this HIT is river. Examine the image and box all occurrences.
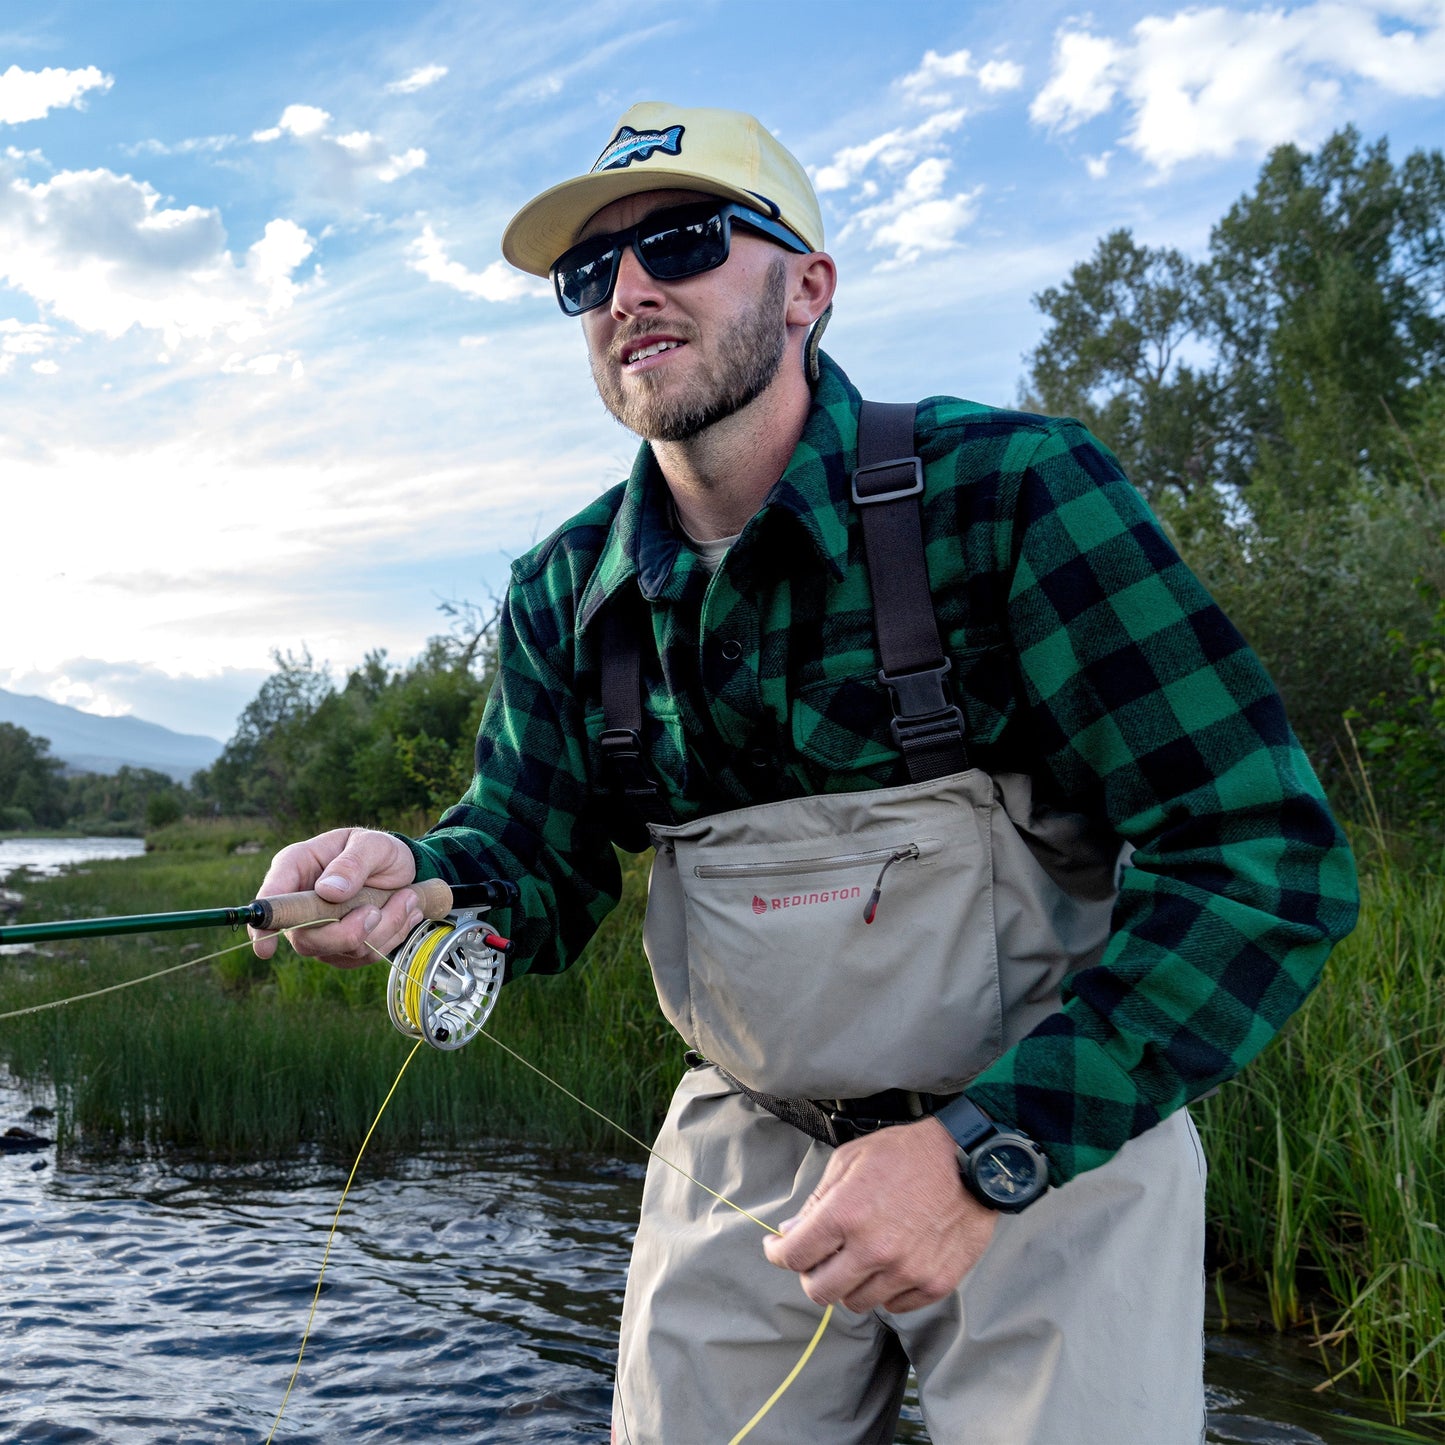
[0,835,147,881]
[0,839,1428,1442]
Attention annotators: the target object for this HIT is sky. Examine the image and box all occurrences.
[3,0,1444,744]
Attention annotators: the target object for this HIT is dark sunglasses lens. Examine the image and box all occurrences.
[637,208,727,279]
[555,239,620,315]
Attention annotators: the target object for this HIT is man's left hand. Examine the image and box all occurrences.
[761,1116,997,1314]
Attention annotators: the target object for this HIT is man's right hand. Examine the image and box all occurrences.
[249,827,422,968]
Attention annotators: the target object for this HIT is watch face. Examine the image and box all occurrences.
[973,1139,1047,1204]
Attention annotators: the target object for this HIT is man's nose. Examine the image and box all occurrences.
[610,243,665,317]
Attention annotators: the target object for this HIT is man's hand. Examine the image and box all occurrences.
[248,827,420,968]
[762,1116,997,1315]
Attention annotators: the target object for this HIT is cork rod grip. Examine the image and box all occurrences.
[252,878,454,931]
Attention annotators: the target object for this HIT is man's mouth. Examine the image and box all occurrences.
[621,337,686,367]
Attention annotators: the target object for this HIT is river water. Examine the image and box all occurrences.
[0,836,147,881]
[0,840,1429,1443]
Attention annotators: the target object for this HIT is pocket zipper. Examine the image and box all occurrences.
[693,842,921,880]
[694,843,925,927]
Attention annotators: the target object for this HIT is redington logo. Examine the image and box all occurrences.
[751,887,861,914]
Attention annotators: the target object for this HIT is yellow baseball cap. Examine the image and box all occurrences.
[501,102,825,278]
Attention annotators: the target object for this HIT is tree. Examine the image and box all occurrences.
[65,765,189,828]
[1027,230,1223,504]
[0,723,67,828]
[1024,129,1445,781]
[197,649,334,818]
[1205,127,1445,505]
[195,601,499,829]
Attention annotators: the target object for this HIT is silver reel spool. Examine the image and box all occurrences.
[386,909,507,1050]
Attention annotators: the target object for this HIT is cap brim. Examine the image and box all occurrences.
[501,169,805,278]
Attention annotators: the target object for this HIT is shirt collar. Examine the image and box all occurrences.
[578,352,861,629]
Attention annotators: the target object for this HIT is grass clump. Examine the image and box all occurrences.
[1197,842,1445,1425]
[0,836,673,1160]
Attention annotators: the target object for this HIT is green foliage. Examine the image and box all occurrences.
[0,722,67,827]
[64,764,190,832]
[1206,128,1443,504]
[1197,846,1445,1424]
[1026,127,1445,790]
[1027,229,1223,503]
[0,838,669,1157]
[194,603,498,829]
[1353,593,1445,838]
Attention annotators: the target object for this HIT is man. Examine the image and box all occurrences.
[253,104,1358,1442]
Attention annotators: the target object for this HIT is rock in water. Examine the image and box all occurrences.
[2,1125,53,1152]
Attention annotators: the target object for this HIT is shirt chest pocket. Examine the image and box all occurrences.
[789,643,1014,779]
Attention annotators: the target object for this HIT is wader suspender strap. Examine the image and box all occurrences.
[597,399,968,828]
[598,603,673,841]
[852,401,969,781]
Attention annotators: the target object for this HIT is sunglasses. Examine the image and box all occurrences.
[551,200,810,316]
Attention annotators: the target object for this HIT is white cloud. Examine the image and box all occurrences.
[811,75,978,264]
[386,64,448,95]
[377,147,427,182]
[850,158,982,265]
[0,64,112,126]
[30,357,58,374]
[254,103,332,142]
[2,318,57,355]
[253,102,427,186]
[222,350,305,379]
[126,134,239,158]
[900,48,975,106]
[407,225,549,302]
[1086,151,1113,179]
[899,47,1024,105]
[1032,3,1445,171]
[978,59,1025,93]
[0,169,314,349]
[1031,31,1124,132]
[813,109,966,192]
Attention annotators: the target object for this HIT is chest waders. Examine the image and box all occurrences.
[605,405,1207,1445]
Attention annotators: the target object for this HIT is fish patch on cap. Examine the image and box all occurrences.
[592,123,685,172]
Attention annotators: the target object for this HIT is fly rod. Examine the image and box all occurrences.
[0,879,519,1050]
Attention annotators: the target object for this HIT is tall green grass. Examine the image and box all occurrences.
[1196,852,1445,1424]
[0,826,673,1159]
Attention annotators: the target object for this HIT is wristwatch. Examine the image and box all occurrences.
[933,1095,1051,1213]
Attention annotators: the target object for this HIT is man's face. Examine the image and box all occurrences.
[576,188,791,443]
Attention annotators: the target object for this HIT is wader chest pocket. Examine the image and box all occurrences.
[645,783,1006,1100]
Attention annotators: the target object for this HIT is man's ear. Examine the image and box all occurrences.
[787,251,837,330]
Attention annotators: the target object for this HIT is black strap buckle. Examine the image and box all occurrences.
[598,727,660,799]
[878,662,965,765]
[851,456,924,506]
[877,659,952,719]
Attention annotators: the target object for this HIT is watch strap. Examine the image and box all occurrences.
[933,1094,996,1153]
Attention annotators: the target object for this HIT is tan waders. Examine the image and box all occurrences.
[612,769,1206,1443]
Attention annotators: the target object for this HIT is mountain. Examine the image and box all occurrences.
[0,688,223,783]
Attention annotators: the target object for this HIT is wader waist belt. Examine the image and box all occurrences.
[686,1051,960,1148]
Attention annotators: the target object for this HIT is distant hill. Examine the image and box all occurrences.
[0,688,223,783]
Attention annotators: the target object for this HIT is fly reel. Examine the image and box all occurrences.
[386,883,517,1050]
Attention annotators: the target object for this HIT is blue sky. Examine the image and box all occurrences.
[3,0,1444,741]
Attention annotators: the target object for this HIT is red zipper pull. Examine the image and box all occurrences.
[863,845,919,924]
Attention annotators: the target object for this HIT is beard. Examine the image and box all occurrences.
[590,258,789,443]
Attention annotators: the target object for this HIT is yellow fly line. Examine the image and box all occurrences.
[3,913,832,1441]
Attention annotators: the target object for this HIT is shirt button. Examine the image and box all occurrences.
[748,746,772,770]
[720,639,743,661]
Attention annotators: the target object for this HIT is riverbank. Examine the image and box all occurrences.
[0,819,1440,1429]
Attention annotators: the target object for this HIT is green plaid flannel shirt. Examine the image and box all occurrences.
[409,352,1359,1183]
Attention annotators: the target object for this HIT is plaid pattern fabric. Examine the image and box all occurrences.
[409,353,1358,1183]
